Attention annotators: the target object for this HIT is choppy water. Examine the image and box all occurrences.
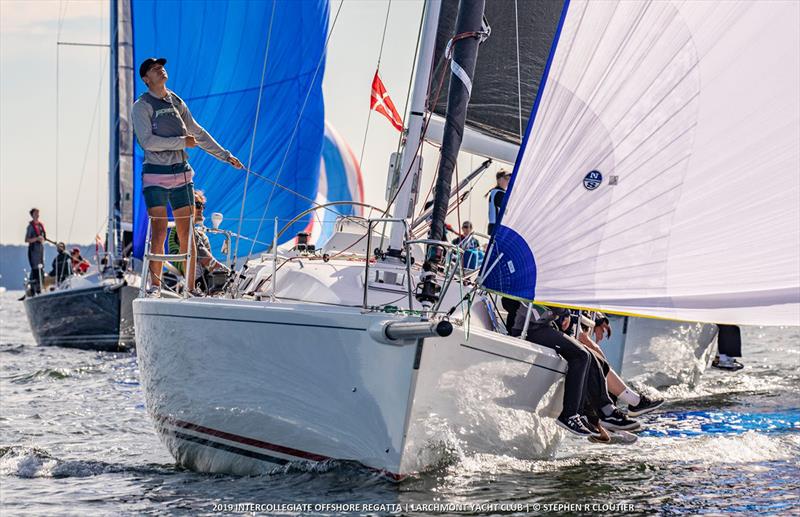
[1,290,798,515]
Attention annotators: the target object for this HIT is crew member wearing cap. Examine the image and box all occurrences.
[131,57,243,292]
[486,169,511,236]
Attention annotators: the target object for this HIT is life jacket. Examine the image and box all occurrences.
[30,221,45,237]
[487,187,505,225]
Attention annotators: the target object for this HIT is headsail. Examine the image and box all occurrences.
[130,0,329,258]
[483,0,800,326]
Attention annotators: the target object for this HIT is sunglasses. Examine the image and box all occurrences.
[195,202,205,209]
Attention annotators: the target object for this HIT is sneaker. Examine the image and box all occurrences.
[580,415,602,435]
[712,357,744,371]
[584,418,611,444]
[556,414,599,437]
[145,285,161,297]
[599,409,641,431]
[627,394,665,417]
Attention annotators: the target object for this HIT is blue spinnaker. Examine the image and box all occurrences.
[131,0,329,259]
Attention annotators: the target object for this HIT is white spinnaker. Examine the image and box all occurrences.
[486,0,800,326]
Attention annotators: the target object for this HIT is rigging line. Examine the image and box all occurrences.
[376,0,393,67]
[357,93,374,172]
[234,0,277,261]
[247,0,345,260]
[514,0,523,138]
[55,42,60,241]
[96,0,102,238]
[54,0,69,240]
[243,166,370,231]
[358,0,393,172]
[67,50,110,243]
[381,42,450,219]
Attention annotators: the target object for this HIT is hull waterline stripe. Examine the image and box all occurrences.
[138,312,366,332]
[171,431,290,465]
[459,343,566,375]
[161,416,329,462]
[156,415,403,480]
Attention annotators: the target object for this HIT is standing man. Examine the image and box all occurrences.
[487,169,510,236]
[131,57,242,293]
[487,170,519,333]
[24,208,46,294]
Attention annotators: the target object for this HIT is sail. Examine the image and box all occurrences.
[483,0,800,326]
[130,0,329,259]
[431,0,564,147]
[310,122,364,246]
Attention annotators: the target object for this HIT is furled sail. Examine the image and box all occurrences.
[110,0,135,239]
[131,0,329,258]
[483,0,800,326]
[430,0,564,150]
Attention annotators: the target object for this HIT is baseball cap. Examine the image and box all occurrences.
[495,169,512,180]
[139,57,167,78]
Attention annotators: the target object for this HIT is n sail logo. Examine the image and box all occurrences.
[583,170,603,191]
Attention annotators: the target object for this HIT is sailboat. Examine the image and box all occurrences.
[21,1,140,352]
[134,0,799,479]
[133,0,566,478]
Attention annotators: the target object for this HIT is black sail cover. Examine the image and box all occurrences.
[432,0,565,145]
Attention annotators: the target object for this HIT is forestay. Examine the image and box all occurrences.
[130,0,329,259]
[483,0,800,326]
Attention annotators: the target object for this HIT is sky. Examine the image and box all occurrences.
[0,0,509,245]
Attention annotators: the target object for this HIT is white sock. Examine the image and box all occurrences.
[719,354,731,363]
[618,388,641,407]
[601,404,616,417]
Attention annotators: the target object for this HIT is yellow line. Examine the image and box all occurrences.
[483,289,726,325]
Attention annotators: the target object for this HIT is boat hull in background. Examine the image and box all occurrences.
[602,316,718,387]
[134,297,566,477]
[23,281,137,351]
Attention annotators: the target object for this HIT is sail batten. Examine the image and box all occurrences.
[483,0,800,327]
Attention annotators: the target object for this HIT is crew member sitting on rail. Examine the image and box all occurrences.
[70,248,91,275]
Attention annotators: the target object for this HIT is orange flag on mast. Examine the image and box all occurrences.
[370,71,404,132]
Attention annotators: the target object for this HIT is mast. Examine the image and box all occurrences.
[418,0,486,309]
[387,0,442,254]
[107,0,120,257]
[427,0,485,245]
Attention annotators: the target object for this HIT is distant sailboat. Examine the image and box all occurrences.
[22,0,140,351]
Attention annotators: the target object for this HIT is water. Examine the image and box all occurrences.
[1,290,798,515]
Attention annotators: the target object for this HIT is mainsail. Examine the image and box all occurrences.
[130,0,329,258]
[483,0,800,326]
[428,0,564,158]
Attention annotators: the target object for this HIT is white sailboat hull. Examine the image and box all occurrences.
[134,297,565,478]
[602,316,718,387]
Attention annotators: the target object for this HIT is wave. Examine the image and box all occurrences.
[0,445,174,479]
